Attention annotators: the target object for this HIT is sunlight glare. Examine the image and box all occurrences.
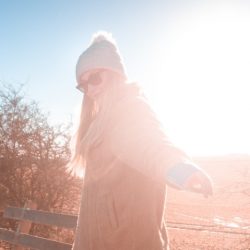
[147,3,250,156]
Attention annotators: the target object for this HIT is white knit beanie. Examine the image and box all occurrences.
[76,31,127,84]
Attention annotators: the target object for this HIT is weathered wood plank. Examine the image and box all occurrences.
[0,228,72,250]
[0,228,13,243]
[14,200,37,250]
[3,207,77,229]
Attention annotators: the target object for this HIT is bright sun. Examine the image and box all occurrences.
[146,2,250,156]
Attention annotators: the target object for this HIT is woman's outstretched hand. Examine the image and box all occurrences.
[184,171,213,198]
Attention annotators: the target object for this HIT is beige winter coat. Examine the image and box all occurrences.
[73,86,190,250]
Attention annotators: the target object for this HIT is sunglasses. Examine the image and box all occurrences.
[76,71,103,93]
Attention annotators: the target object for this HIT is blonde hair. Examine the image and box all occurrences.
[69,71,127,174]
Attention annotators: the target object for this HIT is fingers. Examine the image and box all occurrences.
[184,171,213,198]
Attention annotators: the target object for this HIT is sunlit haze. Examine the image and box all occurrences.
[143,3,250,156]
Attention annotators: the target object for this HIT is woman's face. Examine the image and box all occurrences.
[77,69,109,99]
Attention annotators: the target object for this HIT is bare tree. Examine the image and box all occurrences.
[0,84,81,240]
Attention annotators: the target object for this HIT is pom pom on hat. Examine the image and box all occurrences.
[89,31,116,44]
[76,31,127,84]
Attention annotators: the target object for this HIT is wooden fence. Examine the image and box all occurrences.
[1,201,249,250]
[0,201,76,250]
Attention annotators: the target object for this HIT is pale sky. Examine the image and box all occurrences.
[1,0,250,156]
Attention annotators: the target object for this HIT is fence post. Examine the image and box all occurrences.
[12,200,37,250]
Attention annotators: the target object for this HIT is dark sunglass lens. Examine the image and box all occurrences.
[88,72,102,86]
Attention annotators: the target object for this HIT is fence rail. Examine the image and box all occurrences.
[4,206,77,229]
[0,228,71,250]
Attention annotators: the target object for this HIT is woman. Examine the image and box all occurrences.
[70,31,213,250]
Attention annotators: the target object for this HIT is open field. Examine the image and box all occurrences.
[167,154,250,249]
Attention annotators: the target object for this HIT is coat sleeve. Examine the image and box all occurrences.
[108,96,193,184]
